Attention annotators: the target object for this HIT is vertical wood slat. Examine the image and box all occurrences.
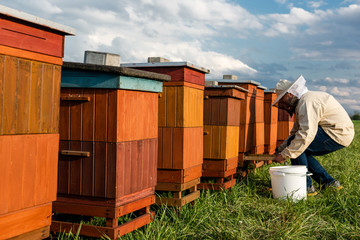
[0,134,59,215]
[0,56,3,134]
[0,55,61,135]
[3,56,17,134]
[16,59,31,133]
[158,127,203,170]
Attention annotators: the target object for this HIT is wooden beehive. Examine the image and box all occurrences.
[277,108,295,146]
[0,5,74,240]
[217,81,262,153]
[200,85,246,190]
[51,61,170,239]
[264,90,278,154]
[122,59,209,206]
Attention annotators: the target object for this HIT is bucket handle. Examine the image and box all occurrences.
[271,172,313,176]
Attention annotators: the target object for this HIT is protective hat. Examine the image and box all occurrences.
[272,75,308,106]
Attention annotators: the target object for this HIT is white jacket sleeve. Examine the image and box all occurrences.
[280,99,324,159]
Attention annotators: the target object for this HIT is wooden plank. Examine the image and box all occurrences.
[16,59,31,133]
[156,190,200,207]
[107,90,117,142]
[9,226,50,240]
[81,89,95,141]
[69,141,81,196]
[69,88,83,141]
[52,65,61,133]
[60,150,90,157]
[0,204,52,240]
[94,142,106,197]
[182,127,203,169]
[165,86,177,127]
[0,18,65,57]
[183,86,203,127]
[155,178,200,191]
[58,141,70,194]
[29,61,42,133]
[0,135,11,214]
[8,135,24,212]
[3,56,17,134]
[51,211,154,240]
[0,55,3,134]
[40,64,54,132]
[106,142,116,199]
[22,135,37,209]
[158,88,166,127]
[59,89,71,140]
[94,89,108,142]
[81,141,94,197]
[0,45,63,65]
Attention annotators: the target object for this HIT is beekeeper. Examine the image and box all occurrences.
[272,75,354,195]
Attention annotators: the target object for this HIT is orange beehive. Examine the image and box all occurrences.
[0,5,74,239]
[122,58,209,207]
[51,61,170,239]
[277,108,295,146]
[199,85,246,190]
[217,80,264,163]
[264,90,278,154]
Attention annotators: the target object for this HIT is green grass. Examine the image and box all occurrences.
[52,121,360,240]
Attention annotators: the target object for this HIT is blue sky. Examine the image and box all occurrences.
[1,0,360,114]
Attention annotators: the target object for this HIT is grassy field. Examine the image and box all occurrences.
[53,121,360,240]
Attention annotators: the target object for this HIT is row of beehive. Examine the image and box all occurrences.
[0,6,295,240]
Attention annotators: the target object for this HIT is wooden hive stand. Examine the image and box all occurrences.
[51,195,155,240]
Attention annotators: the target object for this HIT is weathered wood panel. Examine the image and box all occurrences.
[0,55,61,135]
[0,134,59,215]
[0,17,64,58]
[58,139,158,201]
[158,85,203,127]
[59,89,158,142]
[158,127,203,170]
[203,125,239,159]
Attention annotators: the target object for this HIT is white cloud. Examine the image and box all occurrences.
[324,77,350,84]
[308,1,326,9]
[330,86,350,96]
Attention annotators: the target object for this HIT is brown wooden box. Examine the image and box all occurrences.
[158,127,203,170]
[60,88,158,142]
[158,84,203,128]
[204,86,245,126]
[202,157,238,177]
[58,139,158,206]
[203,125,239,160]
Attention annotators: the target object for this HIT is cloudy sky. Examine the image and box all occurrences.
[2,0,360,114]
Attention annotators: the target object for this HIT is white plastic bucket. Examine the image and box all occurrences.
[269,166,308,201]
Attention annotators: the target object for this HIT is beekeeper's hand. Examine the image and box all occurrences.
[273,153,286,163]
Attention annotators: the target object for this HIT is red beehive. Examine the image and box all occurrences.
[51,59,170,239]
[0,5,74,239]
[122,57,209,207]
[199,84,247,190]
[264,90,278,154]
[277,108,295,146]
